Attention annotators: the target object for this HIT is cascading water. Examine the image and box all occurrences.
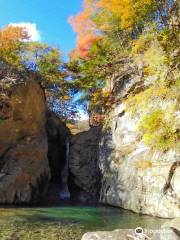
[59,140,70,200]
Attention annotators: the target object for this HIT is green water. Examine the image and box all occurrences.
[0,206,166,240]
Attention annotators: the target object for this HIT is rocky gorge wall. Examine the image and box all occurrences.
[0,78,50,204]
[0,73,102,206]
[68,127,102,204]
[98,73,180,218]
[0,74,70,205]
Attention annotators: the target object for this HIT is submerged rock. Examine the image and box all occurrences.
[68,127,102,204]
[0,78,50,204]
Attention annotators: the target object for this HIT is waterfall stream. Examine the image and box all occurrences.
[59,140,70,200]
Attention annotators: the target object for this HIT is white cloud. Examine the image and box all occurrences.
[9,22,41,42]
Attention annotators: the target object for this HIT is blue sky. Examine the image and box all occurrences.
[0,0,82,58]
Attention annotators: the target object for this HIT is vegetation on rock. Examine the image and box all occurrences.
[69,0,179,151]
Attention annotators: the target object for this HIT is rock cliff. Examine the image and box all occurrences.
[68,127,102,204]
[0,76,50,204]
[99,72,180,218]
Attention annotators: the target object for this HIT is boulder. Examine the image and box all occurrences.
[161,218,180,240]
[82,228,180,240]
[82,230,134,240]
[68,127,102,204]
[0,78,50,204]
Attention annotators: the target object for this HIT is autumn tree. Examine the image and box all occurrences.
[0,25,29,68]
[69,0,101,59]
[0,25,78,121]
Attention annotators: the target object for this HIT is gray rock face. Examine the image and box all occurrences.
[0,79,50,204]
[99,89,180,218]
[68,127,102,204]
[99,102,180,218]
[97,63,180,218]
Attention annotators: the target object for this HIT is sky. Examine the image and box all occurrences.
[0,0,82,58]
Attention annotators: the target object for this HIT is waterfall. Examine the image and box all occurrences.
[59,139,70,199]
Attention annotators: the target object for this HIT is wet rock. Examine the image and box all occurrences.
[0,78,50,204]
[68,127,102,204]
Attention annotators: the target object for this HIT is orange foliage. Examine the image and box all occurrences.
[69,0,98,58]
[73,34,100,59]
[0,25,29,65]
[69,1,93,34]
[70,0,156,55]
[0,25,29,46]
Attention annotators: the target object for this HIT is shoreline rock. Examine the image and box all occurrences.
[81,224,180,240]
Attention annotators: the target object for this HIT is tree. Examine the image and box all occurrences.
[21,42,64,83]
[69,0,99,58]
[0,25,78,121]
[0,25,29,67]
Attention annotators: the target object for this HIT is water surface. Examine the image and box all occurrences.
[0,206,167,240]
